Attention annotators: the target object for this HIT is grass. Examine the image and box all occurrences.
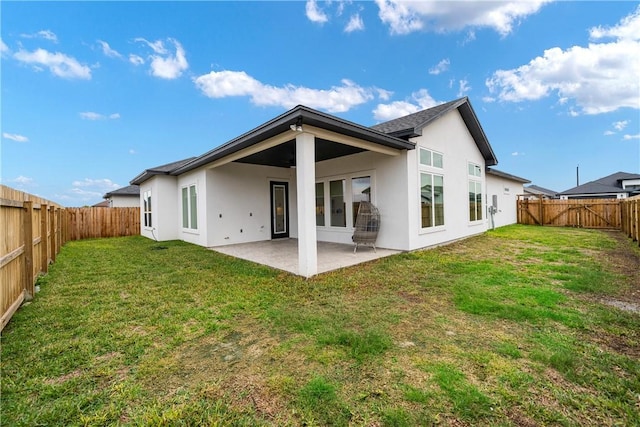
[1,225,639,426]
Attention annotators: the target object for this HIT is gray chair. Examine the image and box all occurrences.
[352,201,380,253]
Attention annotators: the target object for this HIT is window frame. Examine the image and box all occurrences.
[420,172,445,230]
[143,190,152,229]
[181,184,198,230]
[418,148,445,232]
[315,171,375,230]
[468,162,483,223]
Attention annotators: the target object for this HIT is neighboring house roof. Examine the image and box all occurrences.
[558,171,640,196]
[92,200,110,207]
[524,185,557,197]
[103,185,140,199]
[486,168,530,183]
[371,97,498,166]
[130,157,196,185]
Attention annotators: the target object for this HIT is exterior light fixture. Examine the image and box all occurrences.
[289,117,303,132]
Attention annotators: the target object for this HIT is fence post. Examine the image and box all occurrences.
[23,201,35,300]
[40,204,49,273]
[50,207,56,263]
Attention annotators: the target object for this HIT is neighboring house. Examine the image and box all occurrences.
[524,185,557,200]
[558,172,640,200]
[103,185,140,207]
[92,200,110,207]
[131,97,527,277]
[486,168,530,228]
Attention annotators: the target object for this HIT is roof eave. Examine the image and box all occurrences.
[172,105,414,176]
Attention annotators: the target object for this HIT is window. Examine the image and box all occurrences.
[351,176,371,225]
[420,173,444,228]
[468,162,482,177]
[468,163,483,222]
[315,182,325,226]
[143,190,152,228]
[419,148,444,229]
[330,179,346,227]
[316,174,374,228]
[182,185,198,229]
[420,148,443,168]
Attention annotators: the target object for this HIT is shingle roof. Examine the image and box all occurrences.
[371,98,464,135]
[559,171,640,195]
[371,97,498,166]
[131,98,499,183]
[130,157,196,185]
[104,185,139,198]
[524,185,557,197]
[486,168,530,183]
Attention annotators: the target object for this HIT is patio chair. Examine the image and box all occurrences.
[352,201,380,253]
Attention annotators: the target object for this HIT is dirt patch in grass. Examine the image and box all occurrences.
[45,369,83,385]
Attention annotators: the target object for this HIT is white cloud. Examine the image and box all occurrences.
[1,38,9,55]
[623,134,640,140]
[486,6,640,115]
[613,120,629,131]
[603,130,615,136]
[97,40,122,58]
[373,88,440,121]
[194,71,376,113]
[11,175,34,186]
[589,6,640,42]
[375,0,550,36]
[14,48,91,79]
[345,14,365,32]
[376,88,393,101]
[20,30,58,43]
[457,79,471,97]
[3,132,29,142]
[306,0,329,24]
[80,112,120,120]
[135,38,188,79]
[129,54,144,66]
[129,149,136,155]
[71,178,120,199]
[428,58,450,75]
[511,151,525,156]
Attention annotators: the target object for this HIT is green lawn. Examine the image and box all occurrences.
[2,225,639,426]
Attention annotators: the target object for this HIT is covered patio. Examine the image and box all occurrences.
[211,239,401,275]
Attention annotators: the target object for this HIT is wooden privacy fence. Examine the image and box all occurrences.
[1,185,65,331]
[66,207,140,241]
[620,195,640,246]
[1,185,141,331]
[517,198,621,229]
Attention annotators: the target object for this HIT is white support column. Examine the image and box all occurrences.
[296,132,317,277]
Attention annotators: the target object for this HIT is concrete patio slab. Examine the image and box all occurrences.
[210,239,401,276]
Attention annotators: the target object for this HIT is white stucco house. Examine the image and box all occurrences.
[103,185,140,208]
[131,97,527,277]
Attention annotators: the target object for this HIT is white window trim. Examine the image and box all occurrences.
[467,162,483,224]
[142,189,152,230]
[418,147,446,233]
[418,171,446,234]
[316,170,375,231]
[419,147,444,169]
[181,183,199,232]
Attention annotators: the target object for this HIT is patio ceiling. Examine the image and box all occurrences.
[235,138,365,168]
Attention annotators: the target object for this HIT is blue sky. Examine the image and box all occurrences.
[2,1,639,206]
